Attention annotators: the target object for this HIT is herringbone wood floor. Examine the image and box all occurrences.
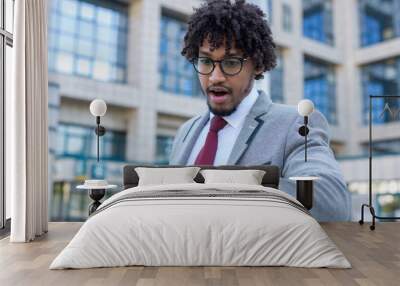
[0,222,399,286]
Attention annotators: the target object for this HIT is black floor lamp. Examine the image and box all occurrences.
[77,99,117,215]
[289,100,319,210]
[89,99,107,162]
[359,95,400,230]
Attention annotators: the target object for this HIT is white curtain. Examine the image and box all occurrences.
[8,0,49,242]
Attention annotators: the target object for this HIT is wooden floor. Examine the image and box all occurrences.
[0,222,399,286]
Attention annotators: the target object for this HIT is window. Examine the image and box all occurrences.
[50,123,125,222]
[359,0,400,47]
[361,58,400,125]
[302,0,334,45]
[159,14,201,97]
[270,49,284,103]
[1,0,14,230]
[156,135,174,164]
[48,0,128,83]
[56,123,126,161]
[362,139,400,155]
[50,180,120,221]
[282,4,292,32]
[304,57,337,124]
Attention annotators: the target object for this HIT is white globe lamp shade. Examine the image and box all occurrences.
[90,99,107,117]
[298,99,314,117]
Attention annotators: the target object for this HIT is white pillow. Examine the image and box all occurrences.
[200,169,266,185]
[135,167,200,186]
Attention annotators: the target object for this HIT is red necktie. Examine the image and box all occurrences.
[194,116,227,165]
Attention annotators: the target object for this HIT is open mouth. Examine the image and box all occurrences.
[208,90,230,104]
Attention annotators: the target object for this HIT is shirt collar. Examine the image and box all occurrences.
[209,85,259,129]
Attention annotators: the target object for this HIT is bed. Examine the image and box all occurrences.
[50,165,350,269]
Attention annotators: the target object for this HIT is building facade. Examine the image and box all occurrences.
[47,0,400,221]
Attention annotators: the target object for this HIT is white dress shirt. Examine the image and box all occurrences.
[187,86,259,165]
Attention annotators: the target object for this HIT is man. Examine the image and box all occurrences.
[169,0,351,221]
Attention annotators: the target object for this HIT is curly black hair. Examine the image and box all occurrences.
[181,0,276,80]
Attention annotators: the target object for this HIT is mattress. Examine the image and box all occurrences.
[50,183,351,269]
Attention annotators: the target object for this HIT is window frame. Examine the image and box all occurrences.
[1,0,14,231]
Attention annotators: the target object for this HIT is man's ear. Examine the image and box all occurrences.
[255,73,264,80]
[254,70,264,80]
[254,66,264,80]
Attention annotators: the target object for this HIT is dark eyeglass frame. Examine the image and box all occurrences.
[192,56,248,76]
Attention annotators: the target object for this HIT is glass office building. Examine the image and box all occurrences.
[45,0,400,222]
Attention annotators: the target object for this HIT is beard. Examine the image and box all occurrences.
[206,100,237,116]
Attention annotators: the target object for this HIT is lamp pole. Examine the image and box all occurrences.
[304,116,308,162]
[97,116,100,162]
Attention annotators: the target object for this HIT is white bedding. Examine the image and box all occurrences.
[50,183,351,269]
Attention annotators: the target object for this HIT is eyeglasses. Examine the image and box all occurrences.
[192,56,248,76]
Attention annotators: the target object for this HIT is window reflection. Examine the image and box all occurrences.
[304,57,337,124]
[57,123,126,161]
[361,58,400,125]
[270,49,284,103]
[48,0,128,83]
[359,0,400,47]
[159,15,201,97]
[303,0,334,45]
[282,4,292,32]
[156,135,174,164]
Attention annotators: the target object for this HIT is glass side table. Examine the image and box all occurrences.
[289,176,319,210]
[76,184,117,215]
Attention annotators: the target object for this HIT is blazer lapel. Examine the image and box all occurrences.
[175,113,209,164]
[227,90,273,165]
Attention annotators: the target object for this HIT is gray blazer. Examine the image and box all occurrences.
[169,90,351,221]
